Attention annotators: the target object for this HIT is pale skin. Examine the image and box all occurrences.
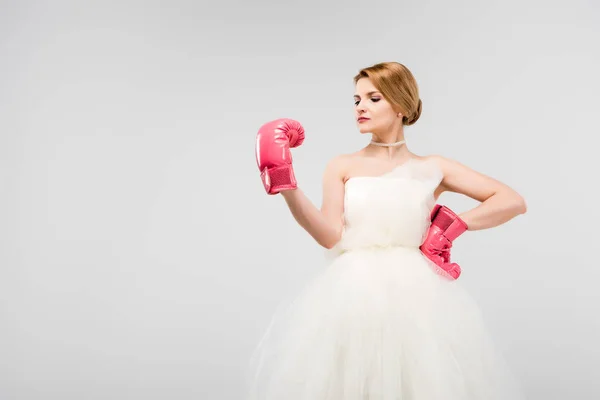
[281,77,527,249]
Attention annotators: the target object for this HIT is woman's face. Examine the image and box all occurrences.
[354,78,400,135]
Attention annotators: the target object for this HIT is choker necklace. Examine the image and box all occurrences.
[370,139,406,147]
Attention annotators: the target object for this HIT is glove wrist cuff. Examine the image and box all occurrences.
[444,218,468,241]
[261,165,297,194]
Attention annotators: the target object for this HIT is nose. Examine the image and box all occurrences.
[356,102,366,114]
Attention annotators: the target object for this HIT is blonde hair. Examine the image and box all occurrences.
[353,62,422,126]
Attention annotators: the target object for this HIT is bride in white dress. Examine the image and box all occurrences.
[248,61,528,399]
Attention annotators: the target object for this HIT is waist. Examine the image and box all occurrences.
[334,242,421,254]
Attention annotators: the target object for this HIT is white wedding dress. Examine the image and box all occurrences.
[245,158,525,399]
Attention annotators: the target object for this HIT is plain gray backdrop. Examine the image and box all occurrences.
[1,0,599,399]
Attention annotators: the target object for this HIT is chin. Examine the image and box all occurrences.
[357,125,370,134]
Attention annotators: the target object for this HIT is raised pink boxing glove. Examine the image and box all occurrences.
[420,204,468,280]
[255,118,305,195]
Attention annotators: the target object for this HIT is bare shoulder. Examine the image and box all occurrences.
[419,154,445,164]
[424,154,486,177]
[326,149,398,182]
[322,153,355,182]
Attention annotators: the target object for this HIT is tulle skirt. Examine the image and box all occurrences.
[245,246,525,400]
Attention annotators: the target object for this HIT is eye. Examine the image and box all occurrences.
[354,97,380,106]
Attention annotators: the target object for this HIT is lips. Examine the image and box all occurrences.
[358,117,370,122]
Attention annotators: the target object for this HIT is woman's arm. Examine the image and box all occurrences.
[434,156,527,231]
[280,155,347,249]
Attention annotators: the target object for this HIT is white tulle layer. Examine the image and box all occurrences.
[245,246,524,400]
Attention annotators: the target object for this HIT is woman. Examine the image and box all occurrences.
[249,61,527,399]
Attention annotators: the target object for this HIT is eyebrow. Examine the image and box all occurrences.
[353,91,380,98]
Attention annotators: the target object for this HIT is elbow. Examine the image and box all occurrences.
[502,189,526,215]
[322,237,340,250]
[321,230,343,250]
[514,196,527,215]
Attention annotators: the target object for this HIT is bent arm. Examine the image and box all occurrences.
[436,155,527,231]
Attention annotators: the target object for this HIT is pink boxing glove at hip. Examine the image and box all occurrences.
[420,204,468,280]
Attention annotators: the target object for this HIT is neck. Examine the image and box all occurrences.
[370,139,405,147]
[367,126,408,159]
[366,139,410,160]
[369,127,405,145]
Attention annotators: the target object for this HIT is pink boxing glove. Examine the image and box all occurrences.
[420,204,468,280]
[255,118,305,195]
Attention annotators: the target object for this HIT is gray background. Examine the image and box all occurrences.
[1,0,599,399]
